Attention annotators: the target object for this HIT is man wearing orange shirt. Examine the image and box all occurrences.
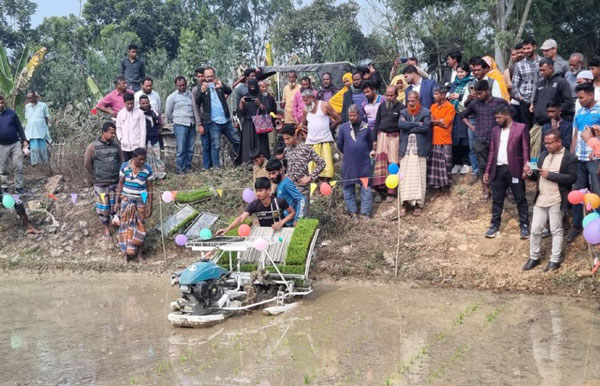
[428,87,456,197]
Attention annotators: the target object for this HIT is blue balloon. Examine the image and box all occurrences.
[583,212,600,228]
[200,228,212,240]
[388,163,399,174]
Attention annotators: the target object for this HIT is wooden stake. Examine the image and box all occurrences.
[395,185,400,279]
[158,197,168,269]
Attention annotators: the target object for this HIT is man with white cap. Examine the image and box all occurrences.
[574,70,594,114]
[541,39,569,77]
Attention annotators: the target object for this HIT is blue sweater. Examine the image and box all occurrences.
[0,108,26,145]
[276,177,306,224]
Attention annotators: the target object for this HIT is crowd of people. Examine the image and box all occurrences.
[2,39,600,271]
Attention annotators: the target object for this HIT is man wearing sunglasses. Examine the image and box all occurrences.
[523,130,577,271]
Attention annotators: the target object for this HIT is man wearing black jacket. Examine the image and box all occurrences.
[530,58,574,159]
[195,67,241,168]
[523,129,577,272]
[372,85,405,202]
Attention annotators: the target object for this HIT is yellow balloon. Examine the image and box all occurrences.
[584,193,600,209]
[385,174,399,189]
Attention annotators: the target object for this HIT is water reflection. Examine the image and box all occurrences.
[0,276,599,386]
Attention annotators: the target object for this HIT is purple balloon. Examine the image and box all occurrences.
[583,219,600,245]
[242,188,255,203]
[175,234,188,246]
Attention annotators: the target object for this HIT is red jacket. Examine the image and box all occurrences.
[485,121,530,181]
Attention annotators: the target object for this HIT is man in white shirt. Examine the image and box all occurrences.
[134,77,162,114]
[116,93,146,161]
[483,104,530,239]
[471,58,503,99]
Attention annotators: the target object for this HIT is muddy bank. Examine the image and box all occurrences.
[1,274,599,386]
[1,172,599,297]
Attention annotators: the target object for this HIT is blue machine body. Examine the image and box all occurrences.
[179,261,228,285]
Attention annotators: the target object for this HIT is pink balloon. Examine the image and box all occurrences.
[162,191,173,203]
[320,183,332,196]
[175,234,187,246]
[242,188,255,203]
[238,224,251,237]
[254,238,268,251]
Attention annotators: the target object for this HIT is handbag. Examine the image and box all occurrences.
[252,109,274,134]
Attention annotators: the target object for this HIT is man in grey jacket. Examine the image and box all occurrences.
[84,122,124,237]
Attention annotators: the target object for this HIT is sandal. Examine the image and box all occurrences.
[399,207,407,217]
[413,207,422,216]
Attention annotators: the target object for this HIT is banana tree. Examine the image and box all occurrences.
[0,44,47,117]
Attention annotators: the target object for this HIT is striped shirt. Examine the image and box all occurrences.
[574,103,600,161]
[119,161,154,197]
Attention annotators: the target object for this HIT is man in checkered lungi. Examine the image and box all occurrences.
[84,122,124,238]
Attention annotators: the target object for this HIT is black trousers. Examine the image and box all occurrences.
[452,145,470,166]
[490,165,528,227]
[518,100,533,130]
[123,151,133,162]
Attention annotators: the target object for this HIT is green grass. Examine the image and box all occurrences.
[174,186,215,203]
[285,218,319,266]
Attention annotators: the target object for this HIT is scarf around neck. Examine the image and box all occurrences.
[351,85,363,94]
[450,74,474,109]
[407,102,421,116]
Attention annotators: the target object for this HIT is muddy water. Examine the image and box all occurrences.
[1,275,599,386]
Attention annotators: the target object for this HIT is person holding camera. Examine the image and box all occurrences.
[239,79,271,164]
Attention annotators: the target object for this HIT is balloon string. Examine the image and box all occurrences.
[2,174,402,199]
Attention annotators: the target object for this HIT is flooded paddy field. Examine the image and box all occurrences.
[1,275,599,385]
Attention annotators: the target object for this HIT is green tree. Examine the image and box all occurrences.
[83,0,185,58]
[0,0,36,51]
[270,0,368,63]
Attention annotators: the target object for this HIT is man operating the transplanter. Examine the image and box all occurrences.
[215,177,296,236]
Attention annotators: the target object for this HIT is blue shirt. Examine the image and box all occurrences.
[0,108,26,145]
[25,102,51,141]
[119,161,155,197]
[574,103,600,161]
[209,85,227,124]
[276,177,306,224]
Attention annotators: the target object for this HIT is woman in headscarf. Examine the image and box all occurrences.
[114,147,153,264]
[482,56,510,101]
[239,78,271,163]
[390,74,407,105]
[448,62,474,174]
[329,72,352,114]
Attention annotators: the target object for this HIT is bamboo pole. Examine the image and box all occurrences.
[395,184,400,279]
[158,197,168,269]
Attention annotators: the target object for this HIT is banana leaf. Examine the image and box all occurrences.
[0,46,13,95]
[87,76,104,102]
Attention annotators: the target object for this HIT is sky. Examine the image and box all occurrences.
[31,0,372,32]
[31,0,84,26]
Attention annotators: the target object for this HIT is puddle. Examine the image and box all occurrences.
[1,275,599,385]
